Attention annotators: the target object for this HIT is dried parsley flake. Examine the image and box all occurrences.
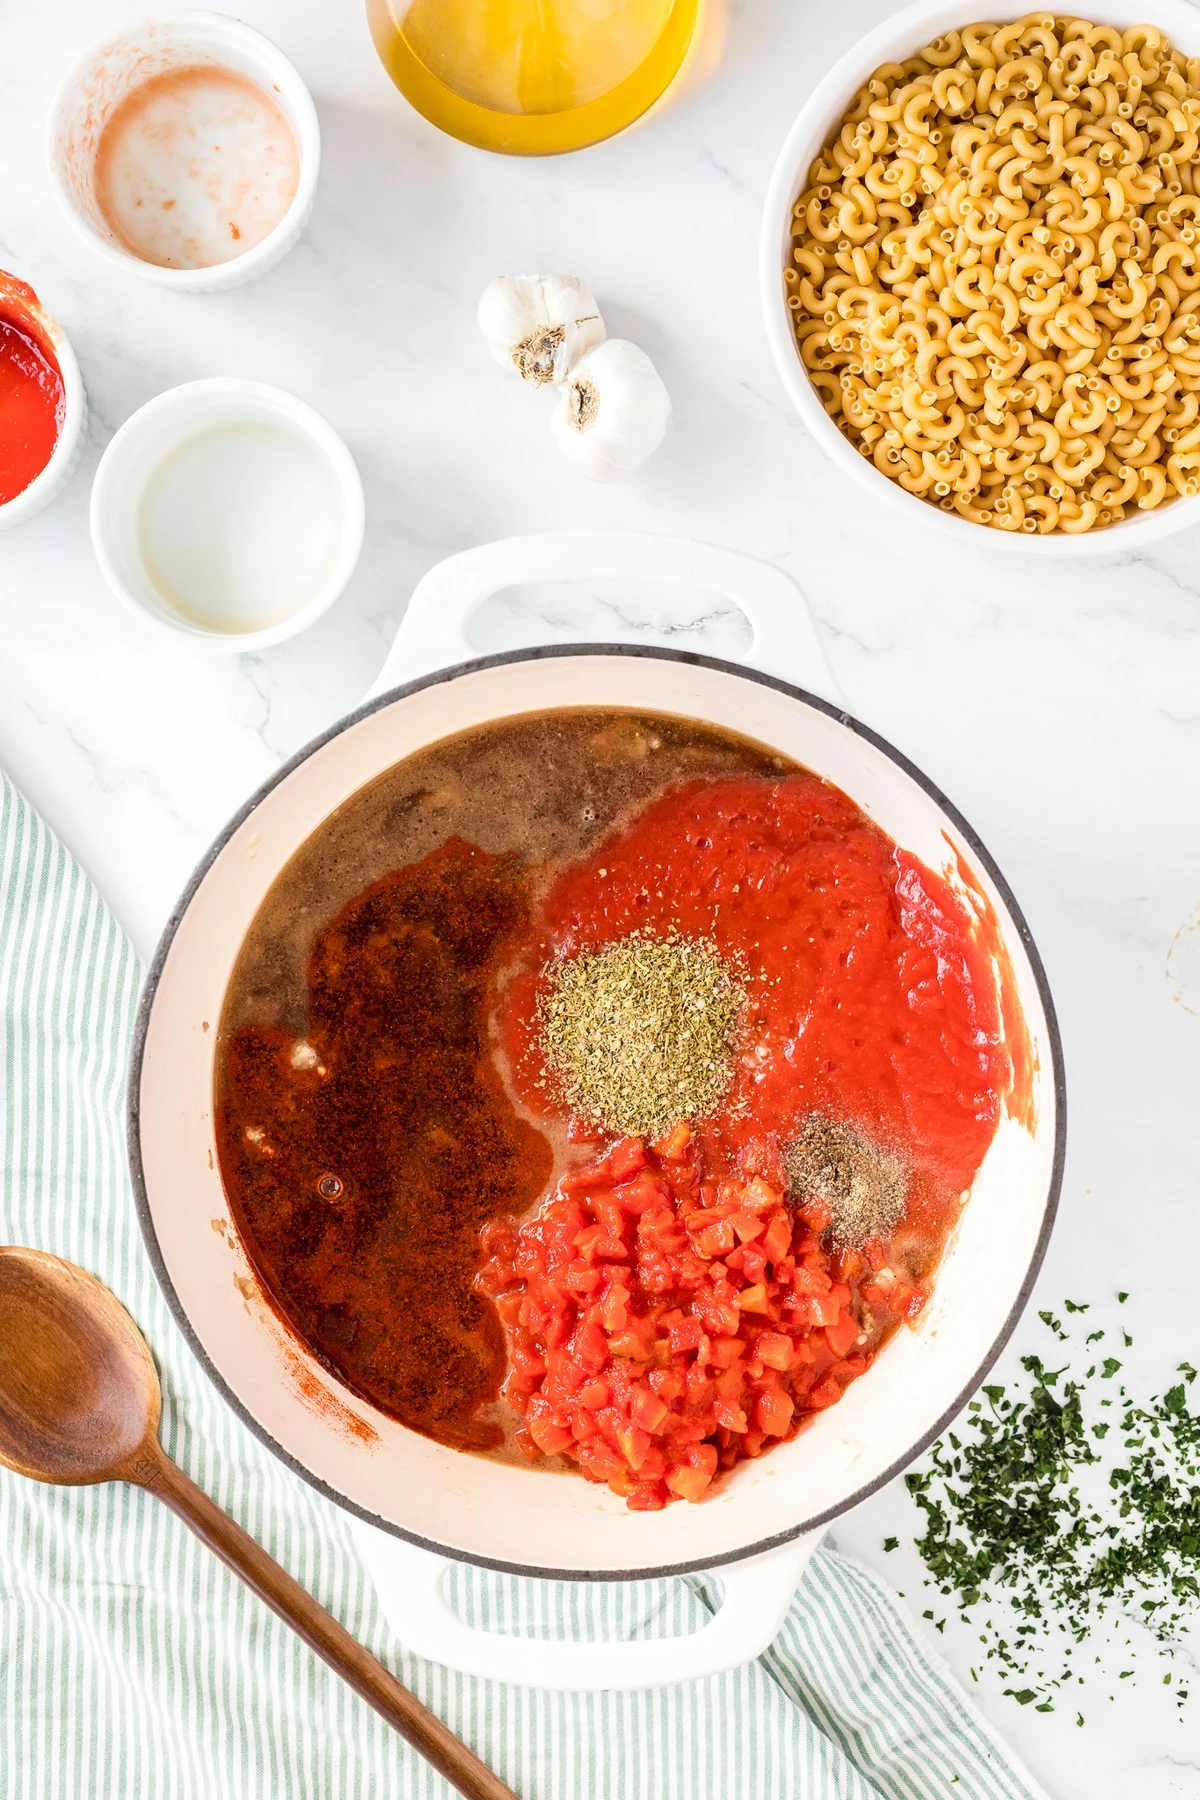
[540,932,743,1138]
[895,1302,1200,1714]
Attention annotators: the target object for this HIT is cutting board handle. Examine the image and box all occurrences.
[368,532,845,706]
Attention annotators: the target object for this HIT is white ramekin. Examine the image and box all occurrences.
[0,278,87,529]
[761,0,1200,557]
[48,11,320,294]
[90,377,364,650]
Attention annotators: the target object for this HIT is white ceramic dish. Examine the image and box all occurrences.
[90,377,364,651]
[129,532,1064,1688]
[48,10,320,293]
[0,278,86,530]
[761,0,1200,557]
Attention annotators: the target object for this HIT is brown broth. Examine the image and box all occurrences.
[216,709,790,1451]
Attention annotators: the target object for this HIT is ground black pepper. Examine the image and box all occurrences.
[785,1113,908,1248]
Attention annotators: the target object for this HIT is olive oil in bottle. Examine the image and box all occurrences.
[367,0,702,155]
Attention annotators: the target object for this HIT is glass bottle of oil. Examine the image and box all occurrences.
[367,0,703,155]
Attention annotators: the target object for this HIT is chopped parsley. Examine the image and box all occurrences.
[896,1299,1200,1714]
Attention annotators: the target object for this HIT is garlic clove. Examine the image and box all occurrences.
[478,274,606,385]
[551,339,671,481]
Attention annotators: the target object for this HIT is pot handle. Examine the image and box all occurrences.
[350,1521,823,1691]
[367,532,845,705]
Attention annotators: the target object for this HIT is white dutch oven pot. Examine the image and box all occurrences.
[130,533,1064,1690]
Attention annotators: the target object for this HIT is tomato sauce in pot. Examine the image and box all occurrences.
[0,275,65,506]
[215,709,1015,1493]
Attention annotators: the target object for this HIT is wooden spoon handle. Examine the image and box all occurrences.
[136,1446,521,1800]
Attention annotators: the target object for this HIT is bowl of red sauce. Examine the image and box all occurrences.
[127,535,1064,1687]
[0,272,85,528]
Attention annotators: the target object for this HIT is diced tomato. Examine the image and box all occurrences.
[615,1424,652,1471]
[741,1177,783,1213]
[653,1122,693,1162]
[808,1376,843,1409]
[738,1243,767,1284]
[527,1417,574,1455]
[756,1330,793,1371]
[824,1309,861,1359]
[693,1220,736,1259]
[598,1284,630,1332]
[608,1137,648,1181]
[668,1315,704,1355]
[481,1133,885,1512]
[697,1297,741,1336]
[798,1197,833,1234]
[756,1390,795,1437]
[730,1209,766,1243]
[666,1464,714,1502]
[883,1280,927,1320]
[615,1170,668,1215]
[572,1319,608,1370]
[630,1387,670,1433]
[762,1212,793,1264]
[607,1318,657,1361]
[577,1441,625,1483]
[811,1292,843,1329]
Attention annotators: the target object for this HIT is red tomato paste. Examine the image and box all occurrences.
[0,277,64,506]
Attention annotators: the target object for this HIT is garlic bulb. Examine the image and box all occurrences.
[478,274,605,385]
[551,339,671,482]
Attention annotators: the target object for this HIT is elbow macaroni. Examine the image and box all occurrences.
[787,13,1200,532]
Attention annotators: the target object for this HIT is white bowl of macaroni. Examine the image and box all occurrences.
[762,0,1200,552]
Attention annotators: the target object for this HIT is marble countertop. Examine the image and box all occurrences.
[3,0,1200,1793]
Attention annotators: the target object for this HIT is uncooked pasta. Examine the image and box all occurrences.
[787,14,1200,533]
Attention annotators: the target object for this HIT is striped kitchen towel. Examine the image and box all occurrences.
[0,769,1049,1800]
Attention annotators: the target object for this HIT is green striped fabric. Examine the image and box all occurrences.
[0,769,1048,1800]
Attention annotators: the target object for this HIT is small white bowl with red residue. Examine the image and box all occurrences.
[0,272,86,529]
[47,12,320,293]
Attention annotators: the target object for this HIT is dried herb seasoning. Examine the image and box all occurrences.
[540,931,743,1139]
[888,1300,1200,1716]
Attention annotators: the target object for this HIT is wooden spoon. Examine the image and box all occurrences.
[0,1246,520,1800]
